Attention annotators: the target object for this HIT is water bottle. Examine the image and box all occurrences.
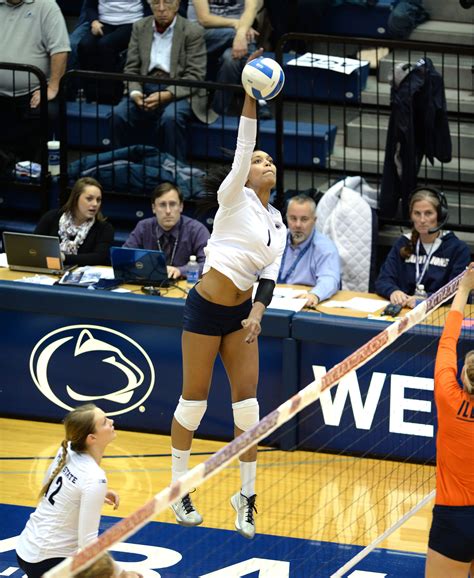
[47,140,60,176]
[186,255,199,287]
[415,284,428,306]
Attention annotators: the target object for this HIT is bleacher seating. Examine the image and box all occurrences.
[67,102,113,149]
[0,179,60,239]
[66,103,337,169]
[313,0,394,38]
[190,117,337,168]
[277,53,370,104]
[2,1,473,256]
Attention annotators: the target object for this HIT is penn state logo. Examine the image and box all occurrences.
[29,325,155,415]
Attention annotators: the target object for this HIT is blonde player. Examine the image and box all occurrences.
[15,404,141,578]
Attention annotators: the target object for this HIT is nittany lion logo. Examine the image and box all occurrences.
[29,325,155,415]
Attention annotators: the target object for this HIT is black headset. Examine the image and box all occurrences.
[409,186,449,234]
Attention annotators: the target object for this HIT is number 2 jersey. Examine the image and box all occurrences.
[16,443,108,562]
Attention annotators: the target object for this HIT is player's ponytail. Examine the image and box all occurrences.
[195,164,232,218]
[39,439,68,499]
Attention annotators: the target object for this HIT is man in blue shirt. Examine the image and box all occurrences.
[278,194,341,308]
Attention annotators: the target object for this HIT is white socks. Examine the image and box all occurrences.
[240,460,257,498]
[172,451,256,498]
[171,447,191,484]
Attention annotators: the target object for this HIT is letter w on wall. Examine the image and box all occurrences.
[313,365,385,430]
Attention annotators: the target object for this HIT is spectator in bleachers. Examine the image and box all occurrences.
[34,177,114,266]
[68,1,89,75]
[0,0,70,161]
[264,0,429,45]
[375,188,470,308]
[112,0,215,161]
[264,0,330,47]
[123,182,210,280]
[77,0,152,104]
[187,0,271,118]
[278,194,340,308]
[66,1,92,101]
[387,0,429,38]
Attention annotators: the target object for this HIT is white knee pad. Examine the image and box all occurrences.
[174,396,207,432]
[232,398,259,432]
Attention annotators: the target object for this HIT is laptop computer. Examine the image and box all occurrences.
[3,231,72,275]
[110,246,169,287]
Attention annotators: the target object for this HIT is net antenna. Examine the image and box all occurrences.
[44,273,464,578]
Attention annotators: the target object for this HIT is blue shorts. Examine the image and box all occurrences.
[428,504,474,562]
[183,286,252,336]
[16,554,65,578]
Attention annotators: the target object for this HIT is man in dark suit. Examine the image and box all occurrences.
[112,0,216,161]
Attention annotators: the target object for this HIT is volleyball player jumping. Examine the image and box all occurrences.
[169,49,286,539]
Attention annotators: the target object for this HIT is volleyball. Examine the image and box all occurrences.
[241,57,285,100]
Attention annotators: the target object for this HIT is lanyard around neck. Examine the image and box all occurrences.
[415,237,437,286]
[156,219,180,266]
[278,230,314,284]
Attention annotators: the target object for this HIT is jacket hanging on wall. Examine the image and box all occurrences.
[380,57,451,219]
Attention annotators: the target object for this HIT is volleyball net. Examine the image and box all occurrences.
[44,272,472,578]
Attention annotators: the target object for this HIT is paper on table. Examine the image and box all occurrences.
[59,266,116,286]
[0,253,8,268]
[322,297,389,313]
[79,266,115,282]
[90,267,115,279]
[286,52,368,75]
[14,275,57,286]
[252,284,307,312]
[273,287,306,299]
[268,297,306,312]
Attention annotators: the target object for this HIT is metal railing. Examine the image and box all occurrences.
[55,35,474,236]
[0,63,50,218]
[273,33,474,232]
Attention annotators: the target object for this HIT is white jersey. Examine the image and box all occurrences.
[187,0,245,21]
[203,116,286,291]
[98,0,144,25]
[16,444,108,563]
